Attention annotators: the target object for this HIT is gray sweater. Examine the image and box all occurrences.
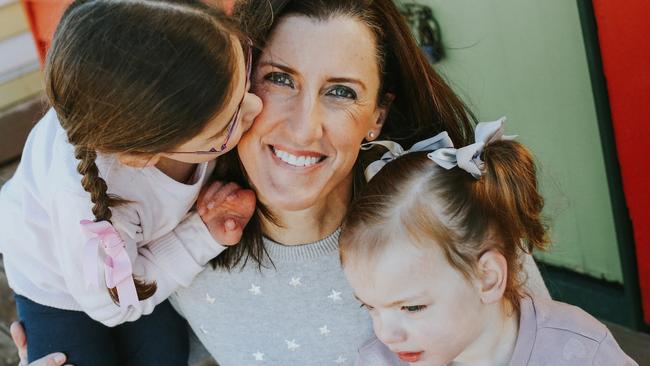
[172,229,374,366]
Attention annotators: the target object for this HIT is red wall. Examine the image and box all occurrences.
[592,0,650,323]
[20,1,71,65]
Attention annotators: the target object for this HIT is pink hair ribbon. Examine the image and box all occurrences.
[81,219,139,307]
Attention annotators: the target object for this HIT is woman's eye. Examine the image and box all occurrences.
[326,85,357,99]
[402,305,427,313]
[264,72,294,88]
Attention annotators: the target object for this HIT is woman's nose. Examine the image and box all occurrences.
[240,92,263,132]
[288,94,323,145]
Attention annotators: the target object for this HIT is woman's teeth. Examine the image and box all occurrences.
[272,147,322,167]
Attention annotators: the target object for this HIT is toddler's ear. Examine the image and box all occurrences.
[476,250,508,304]
[117,153,161,168]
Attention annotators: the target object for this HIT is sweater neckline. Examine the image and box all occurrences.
[263,228,341,262]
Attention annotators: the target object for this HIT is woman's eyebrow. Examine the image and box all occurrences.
[259,61,366,91]
[327,77,366,91]
[258,61,296,74]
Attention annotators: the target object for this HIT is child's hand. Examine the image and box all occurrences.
[197,181,256,246]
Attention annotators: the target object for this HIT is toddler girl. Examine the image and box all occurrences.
[0,0,260,364]
[340,119,636,365]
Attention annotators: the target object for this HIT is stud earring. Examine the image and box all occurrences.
[367,131,376,140]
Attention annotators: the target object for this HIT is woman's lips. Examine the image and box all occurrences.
[269,145,326,169]
[396,351,424,363]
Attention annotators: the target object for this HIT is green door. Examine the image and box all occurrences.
[408,0,622,282]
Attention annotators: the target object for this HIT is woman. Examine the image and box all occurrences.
[14,0,549,364]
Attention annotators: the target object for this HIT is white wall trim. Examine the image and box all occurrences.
[0,32,39,83]
[0,0,18,8]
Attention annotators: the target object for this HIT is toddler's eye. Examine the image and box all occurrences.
[264,72,294,88]
[359,303,374,311]
[402,305,427,313]
[326,85,357,99]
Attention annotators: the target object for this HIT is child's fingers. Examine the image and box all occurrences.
[217,219,244,246]
[217,190,257,222]
[224,218,236,231]
[199,185,242,223]
[205,182,241,212]
[216,189,256,218]
[197,181,225,215]
[10,321,27,361]
[8,322,65,366]
[199,181,224,203]
[236,189,257,217]
[27,353,68,366]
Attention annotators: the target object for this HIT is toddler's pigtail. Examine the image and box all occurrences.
[474,140,548,307]
[479,140,548,254]
[74,145,157,304]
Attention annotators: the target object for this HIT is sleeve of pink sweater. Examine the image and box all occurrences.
[47,185,225,327]
[593,332,639,366]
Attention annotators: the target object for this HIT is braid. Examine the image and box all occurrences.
[74,145,157,303]
[74,146,112,222]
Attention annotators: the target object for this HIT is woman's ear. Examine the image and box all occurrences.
[117,152,162,168]
[369,93,395,140]
[476,250,508,304]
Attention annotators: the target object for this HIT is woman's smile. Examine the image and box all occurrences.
[269,145,327,169]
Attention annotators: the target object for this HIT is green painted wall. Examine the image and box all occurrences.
[405,0,623,282]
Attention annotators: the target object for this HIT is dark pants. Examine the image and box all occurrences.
[15,294,189,366]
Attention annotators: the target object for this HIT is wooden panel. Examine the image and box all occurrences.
[0,96,45,164]
[0,1,29,40]
[0,70,41,109]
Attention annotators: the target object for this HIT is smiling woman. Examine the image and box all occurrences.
[239,15,386,216]
[169,1,543,366]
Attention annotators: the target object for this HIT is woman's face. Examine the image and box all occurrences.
[238,15,387,211]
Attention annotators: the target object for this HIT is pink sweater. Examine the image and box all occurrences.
[355,296,637,365]
[0,109,225,326]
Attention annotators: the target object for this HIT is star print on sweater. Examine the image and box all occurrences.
[253,351,264,361]
[285,339,300,351]
[334,355,347,364]
[249,284,262,295]
[171,228,375,366]
[289,277,302,287]
[328,289,342,302]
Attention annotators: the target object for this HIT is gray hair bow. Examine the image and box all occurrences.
[428,117,515,178]
[361,131,453,181]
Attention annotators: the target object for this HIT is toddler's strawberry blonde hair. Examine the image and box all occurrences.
[340,139,549,313]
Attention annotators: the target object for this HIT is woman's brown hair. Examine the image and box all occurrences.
[340,140,549,313]
[47,0,243,303]
[210,0,476,271]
